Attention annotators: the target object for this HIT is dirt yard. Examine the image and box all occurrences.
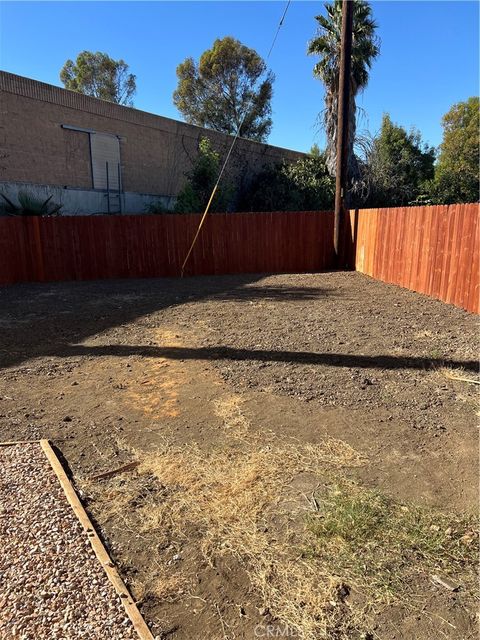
[0,272,478,640]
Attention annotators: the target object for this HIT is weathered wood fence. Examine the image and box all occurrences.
[0,203,478,313]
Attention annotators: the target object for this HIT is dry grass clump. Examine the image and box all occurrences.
[81,471,191,604]
[438,366,480,386]
[434,366,480,414]
[139,436,363,563]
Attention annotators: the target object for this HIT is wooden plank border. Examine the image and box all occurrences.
[38,439,154,640]
[0,439,42,446]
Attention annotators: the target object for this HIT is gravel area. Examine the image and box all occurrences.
[0,443,138,640]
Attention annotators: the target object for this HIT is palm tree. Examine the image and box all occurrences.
[308,0,380,185]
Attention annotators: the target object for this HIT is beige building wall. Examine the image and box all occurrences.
[0,71,305,200]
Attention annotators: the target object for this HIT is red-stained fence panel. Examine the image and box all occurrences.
[353,203,479,314]
[2,205,478,314]
[0,211,334,285]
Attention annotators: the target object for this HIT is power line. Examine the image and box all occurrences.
[266,0,291,60]
[180,0,292,277]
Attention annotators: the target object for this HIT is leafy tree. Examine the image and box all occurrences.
[364,114,435,207]
[173,37,274,142]
[175,138,232,213]
[240,155,334,212]
[432,97,479,204]
[60,51,136,106]
[308,0,380,182]
[310,143,322,157]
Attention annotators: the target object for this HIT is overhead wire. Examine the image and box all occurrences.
[180,0,292,277]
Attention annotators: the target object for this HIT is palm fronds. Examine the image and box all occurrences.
[0,190,63,216]
[307,0,380,185]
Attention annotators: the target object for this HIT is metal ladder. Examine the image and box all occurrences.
[105,161,123,214]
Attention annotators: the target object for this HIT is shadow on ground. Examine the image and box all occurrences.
[35,343,479,373]
[0,275,338,369]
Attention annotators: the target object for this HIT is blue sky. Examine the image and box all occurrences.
[0,1,478,152]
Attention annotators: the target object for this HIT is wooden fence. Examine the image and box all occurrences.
[0,211,334,284]
[0,204,477,313]
[349,203,479,313]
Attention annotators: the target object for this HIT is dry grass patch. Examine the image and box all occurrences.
[135,433,477,638]
[138,435,364,561]
[134,405,369,638]
[85,394,478,638]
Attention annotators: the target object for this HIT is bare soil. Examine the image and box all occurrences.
[0,272,478,639]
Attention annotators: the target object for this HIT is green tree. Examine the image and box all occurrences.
[365,114,435,207]
[60,51,136,106]
[173,37,274,142]
[433,98,479,204]
[308,0,380,182]
[175,138,232,213]
[240,155,334,212]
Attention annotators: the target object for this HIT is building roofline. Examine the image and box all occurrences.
[0,70,305,156]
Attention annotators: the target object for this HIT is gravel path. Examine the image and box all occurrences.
[0,443,139,640]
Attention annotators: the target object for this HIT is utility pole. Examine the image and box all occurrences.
[334,0,354,263]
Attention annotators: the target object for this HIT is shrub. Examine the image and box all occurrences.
[239,154,334,212]
[174,137,233,213]
[144,200,171,214]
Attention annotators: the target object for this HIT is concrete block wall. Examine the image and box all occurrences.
[0,181,174,215]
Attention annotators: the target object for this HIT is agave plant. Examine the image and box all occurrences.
[0,190,63,216]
